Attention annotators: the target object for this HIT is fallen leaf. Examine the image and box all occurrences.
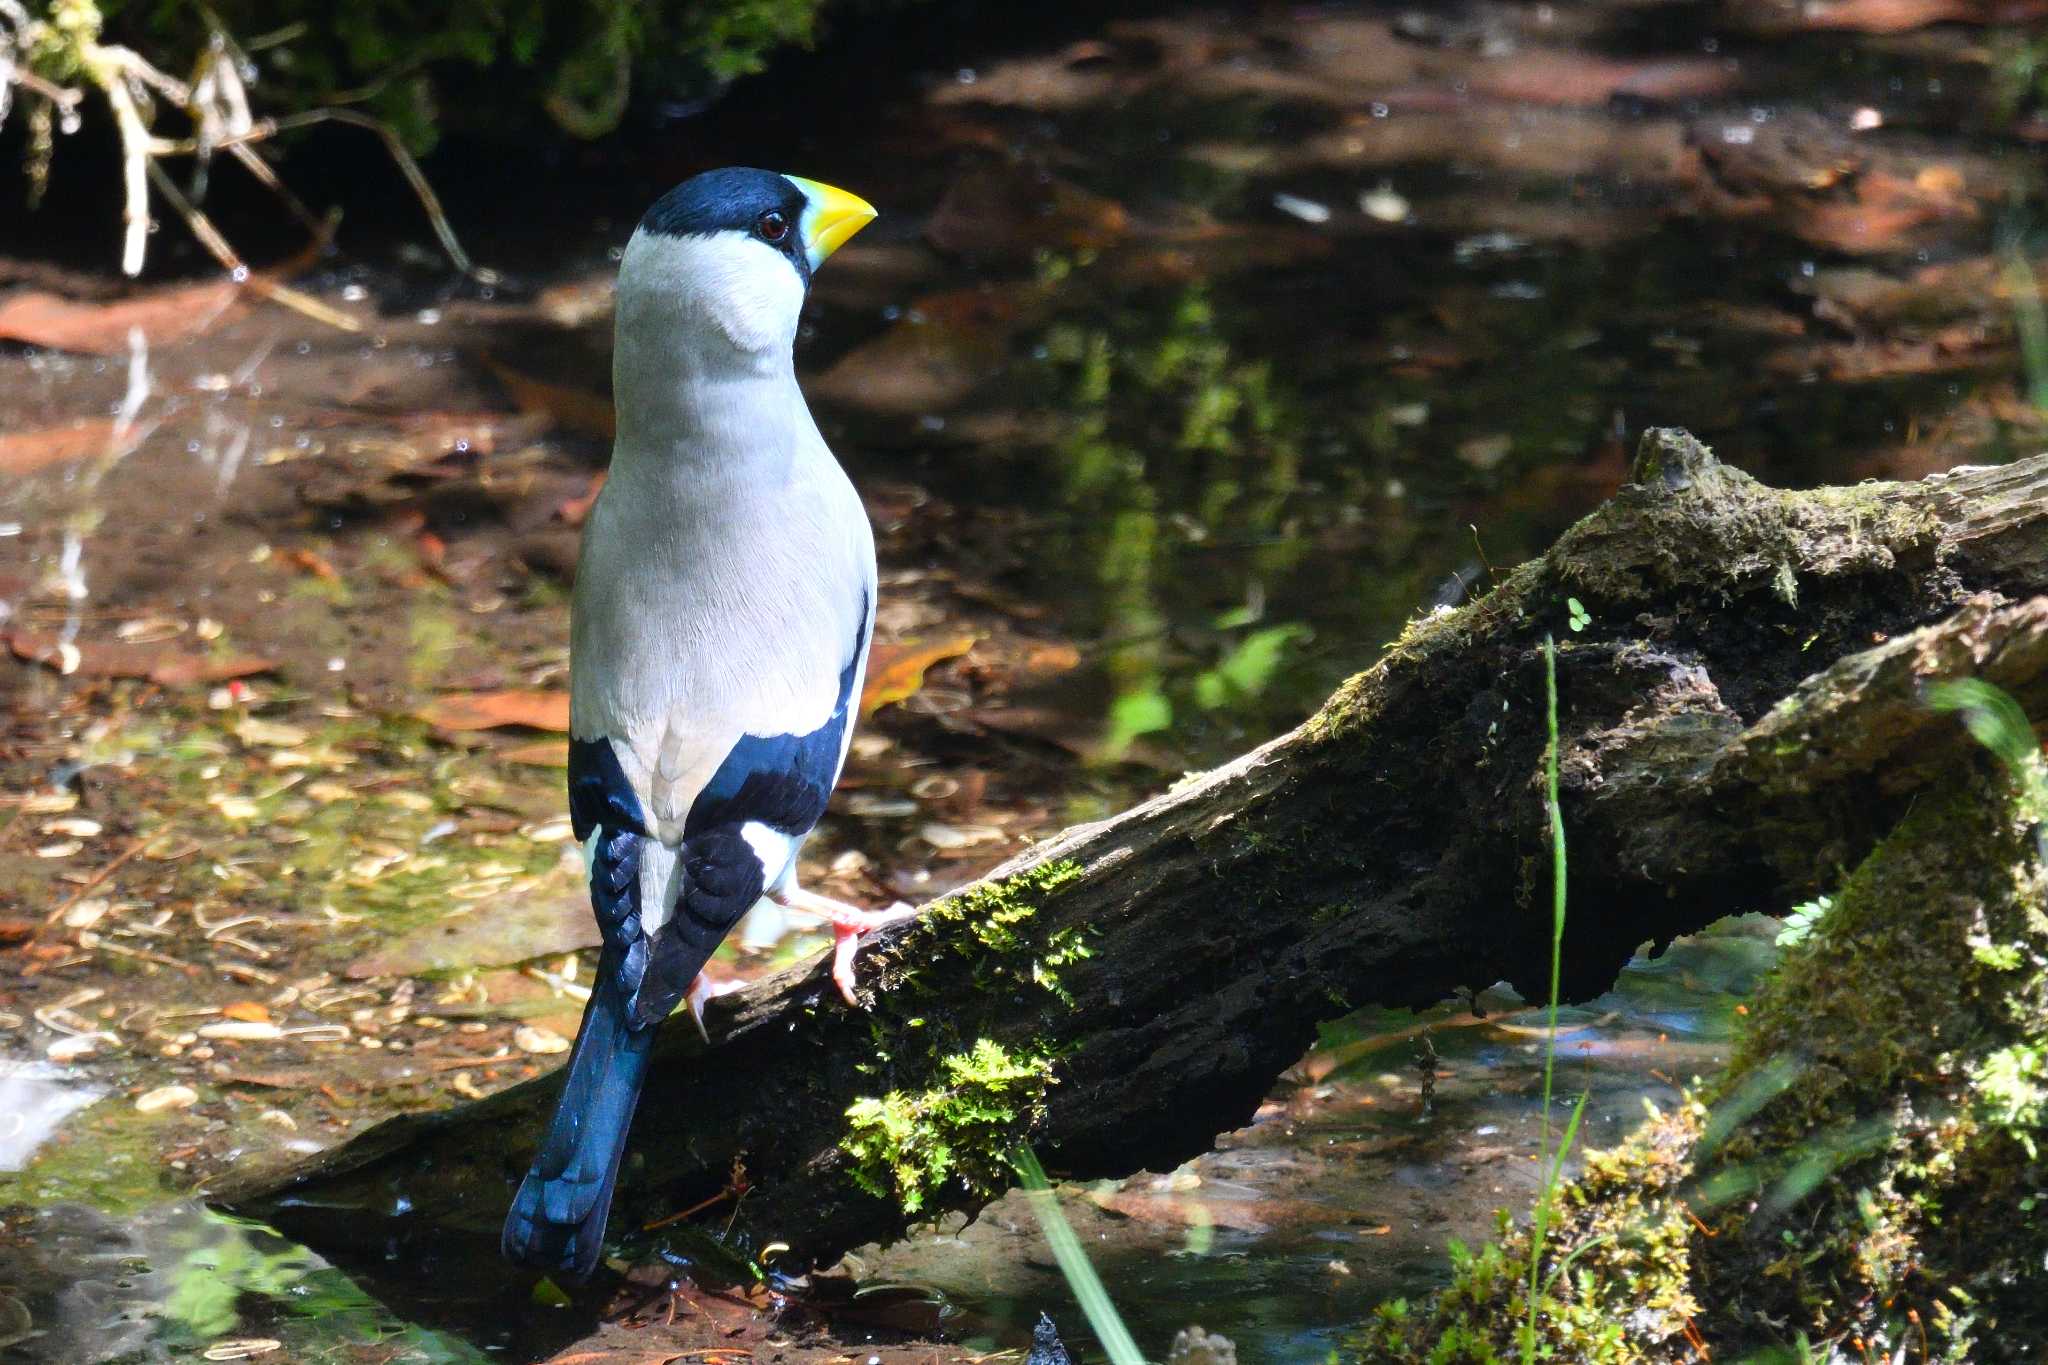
[221,1001,271,1023]
[0,279,240,355]
[812,284,1041,418]
[7,629,277,686]
[234,717,308,748]
[926,166,1130,262]
[416,690,571,734]
[484,356,615,438]
[1468,53,1733,107]
[515,1024,571,1055]
[148,652,278,687]
[210,794,261,821]
[861,635,978,718]
[0,419,120,476]
[199,1020,285,1041]
[135,1084,199,1114]
[220,1069,323,1089]
[1778,0,2013,30]
[281,548,340,582]
[501,739,571,767]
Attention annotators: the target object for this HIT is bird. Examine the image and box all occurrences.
[500,167,905,1280]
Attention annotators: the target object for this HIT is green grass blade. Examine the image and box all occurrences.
[1014,1147,1149,1365]
[2005,247,2048,413]
[1524,633,1571,1360]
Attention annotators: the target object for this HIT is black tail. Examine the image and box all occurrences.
[501,948,656,1279]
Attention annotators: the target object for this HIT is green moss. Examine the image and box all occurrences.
[3,1094,200,1213]
[839,1038,1057,1215]
[1356,752,2048,1362]
[916,859,1088,1001]
[1355,1101,1706,1363]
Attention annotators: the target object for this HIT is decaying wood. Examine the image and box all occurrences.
[218,429,2048,1280]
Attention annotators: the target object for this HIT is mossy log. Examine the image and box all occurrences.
[1357,751,2048,1362]
[216,430,2048,1284]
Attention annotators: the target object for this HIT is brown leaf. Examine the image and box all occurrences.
[221,1001,271,1023]
[484,356,615,438]
[860,635,978,718]
[925,166,1130,263]
[1789,0,1987,29]
[0,280,241,355]
[500,739,571,767]
[809,287,1031,417]
[7,629,277,686]
[221,1069,323,1090]
[0,419,120,476]
[1469,53,1733,108]
[416,689,571,734]
[282,548,341,582]
[147,652,279,687]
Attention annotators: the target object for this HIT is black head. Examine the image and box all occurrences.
[639,167,814,288]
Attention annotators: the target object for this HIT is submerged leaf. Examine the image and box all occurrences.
[0,419,121,476]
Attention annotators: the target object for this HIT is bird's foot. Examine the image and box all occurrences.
[776,887,918,1007]
[683,971,743,1042]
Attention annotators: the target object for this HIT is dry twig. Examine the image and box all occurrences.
[0,8,482,292]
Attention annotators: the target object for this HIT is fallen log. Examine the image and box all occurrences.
[217,429,2048,1280]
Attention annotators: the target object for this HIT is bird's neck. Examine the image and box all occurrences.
[609,342,815,491]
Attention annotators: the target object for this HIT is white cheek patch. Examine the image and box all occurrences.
[618,230,804,357]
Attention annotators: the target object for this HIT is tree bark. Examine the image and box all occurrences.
[216,429,2048,1278]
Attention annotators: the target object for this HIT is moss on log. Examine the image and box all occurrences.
[1357,749,2047,1361]
[216,430,2048,1298]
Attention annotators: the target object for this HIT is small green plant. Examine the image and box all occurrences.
[1775,895,1833,948]
[1566,597,1591,633]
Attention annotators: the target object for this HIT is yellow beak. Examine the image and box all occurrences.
[785,175,877,270]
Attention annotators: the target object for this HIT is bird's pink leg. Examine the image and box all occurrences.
[772,885,917,1006]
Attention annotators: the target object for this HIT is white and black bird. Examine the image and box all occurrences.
[501,168,901,1278]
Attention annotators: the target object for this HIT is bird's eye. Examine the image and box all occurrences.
[756,210,790,244]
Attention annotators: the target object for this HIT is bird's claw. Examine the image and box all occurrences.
[783,893,919,1008]
[683,972,741,1042]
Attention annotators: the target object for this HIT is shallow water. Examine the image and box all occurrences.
[0,0,2040,1358]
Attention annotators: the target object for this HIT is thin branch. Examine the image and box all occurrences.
[143,159,363,333]
[270,108,482,279]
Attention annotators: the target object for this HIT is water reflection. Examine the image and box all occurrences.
[0,1062,102,1171]
[0,1201,483,1363]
